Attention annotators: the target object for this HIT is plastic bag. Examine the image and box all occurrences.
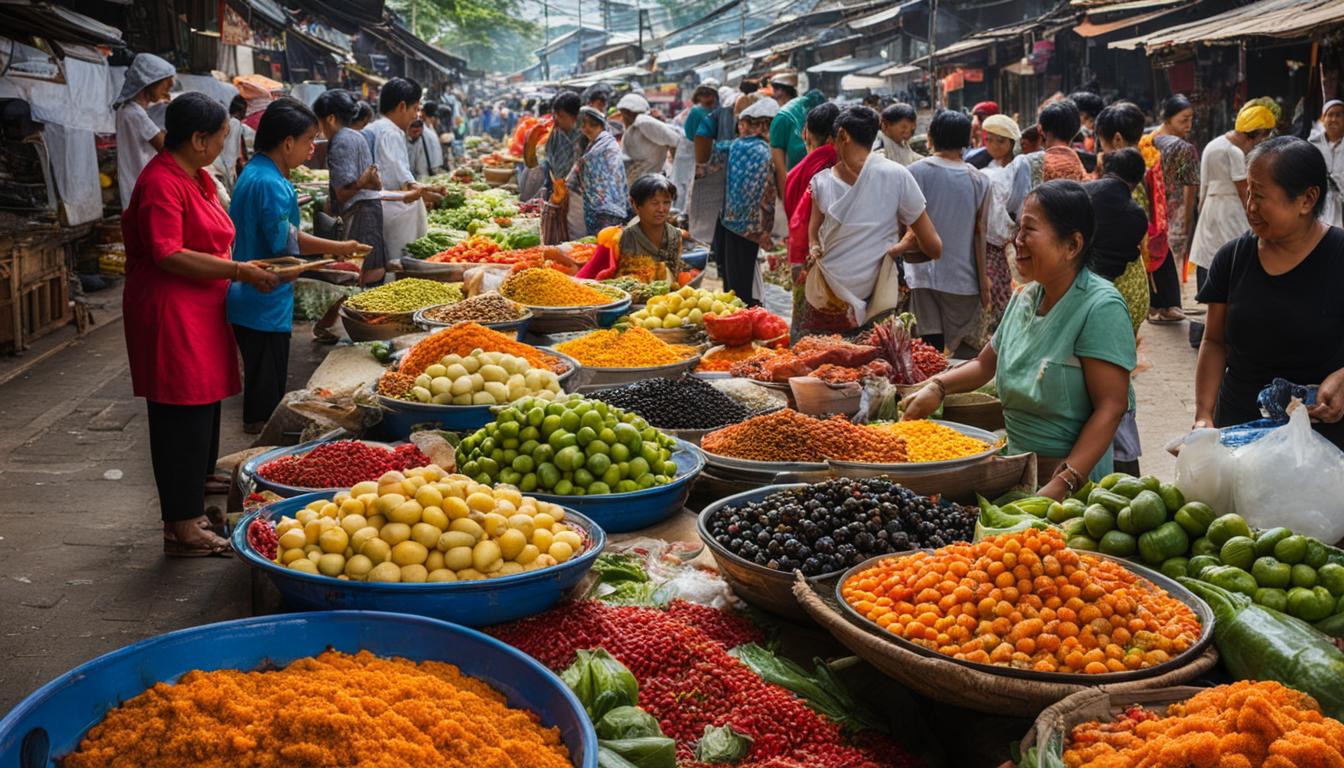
[1232,406,1344,543]
[1172,428,1237,515]
[292,277,359,321]
[1218,378,1319,448]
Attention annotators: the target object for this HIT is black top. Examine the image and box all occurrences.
[1084,176,1147,280]
[964,146,992,169]
[1196,226,1344,448]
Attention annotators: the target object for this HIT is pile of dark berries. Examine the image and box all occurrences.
[589,376,755,430]
[705,477,977,575]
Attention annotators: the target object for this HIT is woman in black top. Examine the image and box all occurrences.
[1194,136,1344,448]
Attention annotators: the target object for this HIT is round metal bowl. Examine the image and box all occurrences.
[682,247,709,271]
[242,438,400,498]
[400,257,472,282]
[834,550,1215,684]
[828,419,1003,475]
[233,492,605,626]
[0,611,597,768]
[528,438,704,533]
[699,446,828,474]
[570,351,701,389]
[647,325,707,345]
[414,303,533,340]
[339,305,418,342]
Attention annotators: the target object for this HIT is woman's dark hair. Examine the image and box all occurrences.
[1028,179,1095,269]
[739,79,759,95]
[312,88,360,125]
[1068,90,1104,119]
[927,109,972,151]
[1021,125,1040,142]
[1161,94,1193,122]
[164,92,227,151]
[881,102,917,124]
[422,100,439,120]
[228,94,246,119]
[379,77,422,115]
[1038,100,1081,143]
[1094,101,1146,145]
[353,101,374,124]
[1247,135,1329,217]
[630,174,677,205]
[805,102,840,141]
[552,91,581,117]
[692,84,718,103]
[1101,148,1145,187]
[833,105,880,147]
[253,97,319,153]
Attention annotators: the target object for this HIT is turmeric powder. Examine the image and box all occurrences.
[399,322,567,376]
[63,649,572,768]
[555,327,697,368]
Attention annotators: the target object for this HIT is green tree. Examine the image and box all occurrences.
[391,0,538,66]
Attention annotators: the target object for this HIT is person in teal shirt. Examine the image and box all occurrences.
[227,98,366,432]
[902,180,1135,499]
[768,80,825,201]
[683,84,718,143]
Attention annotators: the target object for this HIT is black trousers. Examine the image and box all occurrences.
[232,325,290,424]
[720,226,762,307]
[1149,251,1182,310]
[146,401,221,522]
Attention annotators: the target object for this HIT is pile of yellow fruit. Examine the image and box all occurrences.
[271,465,585,583]
[405,349,563,405]
[624,287,744,330]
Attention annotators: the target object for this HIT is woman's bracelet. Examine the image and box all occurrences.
[233,262,240,281]
[927,377,946,402]
[1053,462,1084,495]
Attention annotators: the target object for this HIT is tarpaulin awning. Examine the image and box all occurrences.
[385,21,466,70]
[880,63,922,77]
[840,74,888,91]
[911,10,1070,67]
[1111,0,1344,50]
[746,36,816,60]
[655,43,722,65]
[1071,0,1184,9]
[288,0,383,35]
[235,0,287,29]
[807,56,889,74]
[0,0,123,46]
[287,25,353,59]
[849,0,924,30]
[1074,3,1191,37]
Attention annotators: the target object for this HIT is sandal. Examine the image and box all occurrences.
[1147,308,1185,325]
[197,506,226,536]
[163,529,232,558]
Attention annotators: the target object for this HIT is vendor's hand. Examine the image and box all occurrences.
[1308,369,1344,424]
[1192,412,1213,430]
[884,241,907,260]
[237,262,279,292]
[359,163,381,190]
[1038,476,1070,502]
[899,383,942,421]
[402,187,423,203]
[335,240,368,258]
[979,276,992,309]
[421,188,443,206]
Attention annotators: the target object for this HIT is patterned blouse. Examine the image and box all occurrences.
[572,130,628,233]
[717,135,776,245]
[1152,133,1200,252]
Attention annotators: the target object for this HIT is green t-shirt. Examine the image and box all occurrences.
[769,97,810,169]
[991,268,1137,478]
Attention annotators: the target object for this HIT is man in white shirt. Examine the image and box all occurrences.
[1311,99,1344,227]
[114,53,175,208]
[363,77,442,264]
[617,93,681,182]
[420,101,446,172]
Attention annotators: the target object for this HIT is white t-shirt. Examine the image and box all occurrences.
[364,117,414,190]
[622,113,682,180]
[116,101,162,208]
[1189,134,1250,269]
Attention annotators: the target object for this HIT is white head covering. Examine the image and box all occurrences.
[982,114,1022,141]
[1324,99,1344,115]
[739,97,780,120]
[114,53,175,109]
[616,93,650,113]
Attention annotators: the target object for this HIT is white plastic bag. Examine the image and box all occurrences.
[1173,428,1237,514]
[1232,407,1344,543]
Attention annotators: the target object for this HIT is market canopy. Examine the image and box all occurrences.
[848,0,925,31]
[287,0,384,35]
[1109,0,1344,50]
[1073,2,1192,38]
[0,0,123,47]
[807,56,889,75]
[910,9,1072,67]
[236,0,287,30]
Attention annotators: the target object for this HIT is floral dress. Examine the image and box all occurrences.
[1152,134,1199,262]
[571,130,629,235]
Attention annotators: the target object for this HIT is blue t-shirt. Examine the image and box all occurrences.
[227,154,299,333]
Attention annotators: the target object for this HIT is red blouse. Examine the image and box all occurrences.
[122,151,241,405]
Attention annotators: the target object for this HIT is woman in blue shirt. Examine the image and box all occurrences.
[228,98,367,432]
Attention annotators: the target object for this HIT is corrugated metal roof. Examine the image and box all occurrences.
[1111,0,1344,50]
[880,63,922,77]
[909,16,1046,66]
[655,43,722,64]
[849,0,924,30]
[807,55,888,74]
[1074,2,1190,37]
[1071,0,1182,9]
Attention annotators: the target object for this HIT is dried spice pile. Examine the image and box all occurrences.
[420,293,525,325]
[397,322,566,376]
[556,327,697,368]
[701,409,909,464]
[62,650,572,768]
[501,268,613,307]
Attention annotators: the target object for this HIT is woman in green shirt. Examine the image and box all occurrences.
[903,180,1136,499]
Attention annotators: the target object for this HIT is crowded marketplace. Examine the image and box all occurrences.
[3,0,1344,764]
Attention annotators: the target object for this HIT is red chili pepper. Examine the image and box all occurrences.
[257,441,431,488]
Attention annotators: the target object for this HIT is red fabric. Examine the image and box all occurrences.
[575,244,618,280]
[784,145,836,266]
[1144,162,1171,273]
[243,111,263,132]
[121,152,241,405]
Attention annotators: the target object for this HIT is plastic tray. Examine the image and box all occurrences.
[834,550,1215,684]
[571,353,701,389]
[827,419,1004,474]
[0,611,597,768]
[528,438,704,533]
[233,492,605,626]
[241,438,399,498]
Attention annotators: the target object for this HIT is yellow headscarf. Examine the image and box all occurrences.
[1235,105,1276,133]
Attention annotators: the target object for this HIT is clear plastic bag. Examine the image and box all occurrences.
[1173,428,1238,514]
[1232,406,1344,543]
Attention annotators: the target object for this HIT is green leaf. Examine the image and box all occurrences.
[694,724,753,763]
[560,649,639,722]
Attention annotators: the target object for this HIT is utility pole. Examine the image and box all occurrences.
[543,0,551,80]
[739,0,745,50]
[577,0,584,75]
[927,0,938,109]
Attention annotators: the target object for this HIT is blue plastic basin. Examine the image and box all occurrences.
[529,438,704,533]
[233,492,605,626]
[596,298,632,328]
[682,248,709,271]
[0,611,597,768]
[241,437,401,498]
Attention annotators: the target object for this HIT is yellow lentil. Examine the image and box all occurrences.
[556,327,697,368]
[500,268,613,307]
[872,420,990,462]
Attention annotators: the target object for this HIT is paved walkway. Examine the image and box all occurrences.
[0,286,1203,715]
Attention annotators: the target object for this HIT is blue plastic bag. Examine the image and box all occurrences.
[1218,378,1317,448]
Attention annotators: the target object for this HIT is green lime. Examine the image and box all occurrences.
[610,443,630,462]
[574,468,595,487]
[601,465,622,486]
[576,426,597,446]
[560,410,581,432]
[519,473,538,491]
[585,440,610,458]
[588,481,611,495]
[537,463,560,489]
[553,479,574,495]
[511,455,535,473]
[585,453,611,477]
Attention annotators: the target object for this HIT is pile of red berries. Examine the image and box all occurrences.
[256,441,431,489]
[910,339,947,379]
[246,518,277,560]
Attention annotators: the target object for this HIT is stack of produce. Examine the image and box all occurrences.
[555,327,697,368]
[702,409,909,464]
[710,378,789,411]
[697,343,784,373]
[346,278,463,313]
[427,234,502,263]
[419,293,526,325]
[405,230,463,260]
[427,188,520,231]
[455,395,681,495]
[705,477,975,575]
[864,313,947,384]
[268,465,588,582]
[394,350,563,405]
[841,527,1202,674]
[588,377,755,430]
[397,323,567,376]
[501,268,616,307]
[1059,681,1344,767]
[61,649,573,768]
[257,440,430,489]
[491,600,921,767]
[624,287,743,330]
[602,276,673,304]
[703,305,789,347]
[731,335,882,383]
[871,420,990,462]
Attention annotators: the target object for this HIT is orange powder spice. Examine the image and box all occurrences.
[62,650,572,768]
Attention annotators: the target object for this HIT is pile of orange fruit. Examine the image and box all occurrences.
[840,527,1201,675]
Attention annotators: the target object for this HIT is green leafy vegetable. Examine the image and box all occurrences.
[592,553,648,583]
[560,649,639,722]
[728,645,884,733]
[596,706,663,740]
[597,737,677,768]
[694,724,753,763]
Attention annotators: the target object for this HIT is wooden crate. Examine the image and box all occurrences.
[0,266,72,353]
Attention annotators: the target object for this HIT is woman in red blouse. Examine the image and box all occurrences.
[122,92,278,557]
